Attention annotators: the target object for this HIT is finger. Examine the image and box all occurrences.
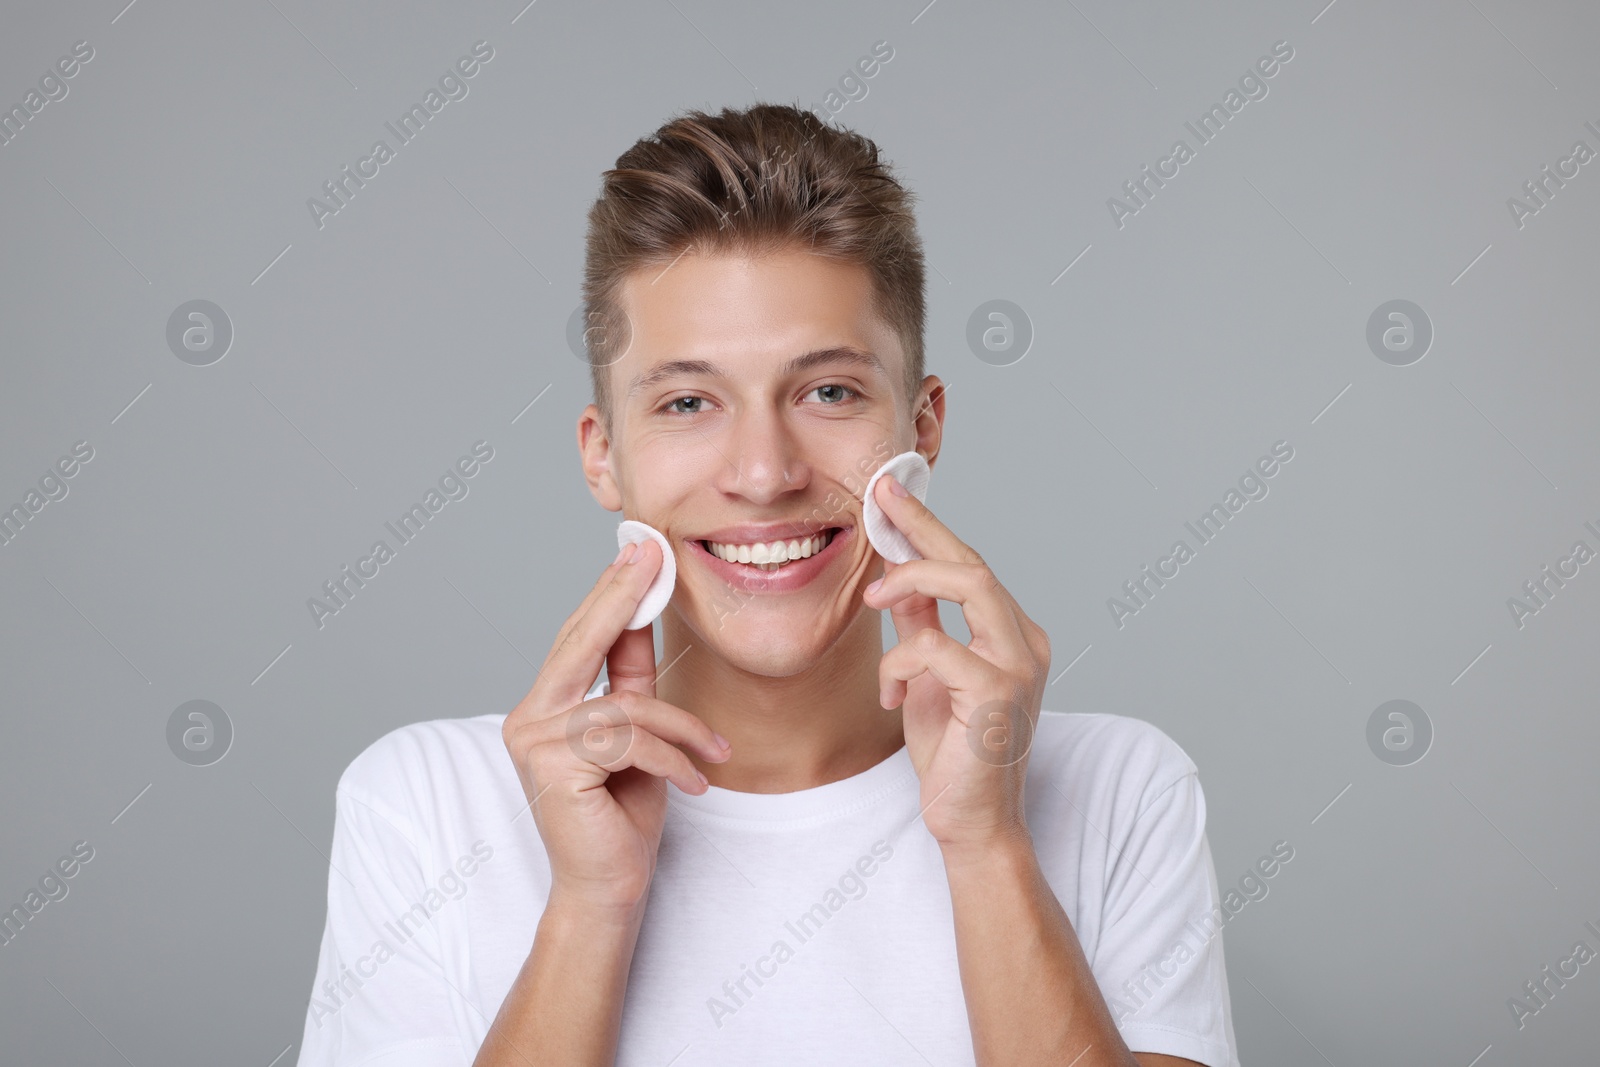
[534,540,665,712]
[513,691,730,766]
[562,725,708,795]
[555,537,662,665]
[872,472,983,566]
[605,689,730,762]
[873,558,943,643]
[866,559,1030,662]
[519,542,643,722]
[878,628,1012,712]
[548,540,644,654]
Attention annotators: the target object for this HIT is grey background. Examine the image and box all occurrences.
[2,0,1596,1063]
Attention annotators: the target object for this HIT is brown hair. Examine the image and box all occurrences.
[581,103,926,433]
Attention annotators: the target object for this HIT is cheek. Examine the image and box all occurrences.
[617,438,718,503]
[840,459,874,499]
[819,427,900,487]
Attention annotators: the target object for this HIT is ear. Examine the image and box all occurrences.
[577,403,624,511]
[911,375,946,472]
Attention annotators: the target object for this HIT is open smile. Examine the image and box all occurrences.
[688,525,853,592]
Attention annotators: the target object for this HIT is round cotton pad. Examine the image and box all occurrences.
[861,450,931,564]
[616,520,677,630]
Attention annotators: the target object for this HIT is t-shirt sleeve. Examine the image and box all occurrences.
[296,782,468,1067]
[1092,771,1240,1067]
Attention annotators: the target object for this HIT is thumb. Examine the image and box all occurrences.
[606,625,658,698]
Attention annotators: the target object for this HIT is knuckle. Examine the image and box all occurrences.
[1027,659,1048,689]
[1022,618,1049,654]
[503,710,545,752]
[962,560,997,590]
[553,622,584,658]
[610,689,642,718]
[522,740,556,779]
[914,627,943,653]
[563,699,632,763]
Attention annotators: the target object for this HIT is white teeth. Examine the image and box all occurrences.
[705,530,834,568]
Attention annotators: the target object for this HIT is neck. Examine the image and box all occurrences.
[656,608,904,793]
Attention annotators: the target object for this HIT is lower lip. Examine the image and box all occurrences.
[687,527,853,594]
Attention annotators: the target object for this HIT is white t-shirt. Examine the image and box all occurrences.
[297,686,1240,1066]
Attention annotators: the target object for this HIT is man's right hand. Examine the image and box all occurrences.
[501,537,730,919]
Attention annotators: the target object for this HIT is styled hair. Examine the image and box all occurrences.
[580,103,926,432]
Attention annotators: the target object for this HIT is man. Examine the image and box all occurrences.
[299,103,1239,1066]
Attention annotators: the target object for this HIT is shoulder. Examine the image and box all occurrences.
[1032,709,1198,784]
[1028,710,1202,818]
[335,713,512,828]
[1026,711,1214,917]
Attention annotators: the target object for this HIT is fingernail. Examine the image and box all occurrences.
[865,578,883,595]
[696,770,709,786]
[612,545,629,565]
[887,474,908,498]
[713,732,730,750]
[621,543,639,564]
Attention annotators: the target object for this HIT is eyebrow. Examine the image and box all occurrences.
[625,345,887,398]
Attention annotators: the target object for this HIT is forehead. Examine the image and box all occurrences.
[609,247,904,394]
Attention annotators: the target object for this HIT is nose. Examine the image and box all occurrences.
[711,406,811,505]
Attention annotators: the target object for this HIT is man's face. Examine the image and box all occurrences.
[580,246,935,678]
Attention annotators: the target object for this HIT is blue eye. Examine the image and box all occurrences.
[660,385,858,415]
[807,384,858,404]
[663,395,706,415]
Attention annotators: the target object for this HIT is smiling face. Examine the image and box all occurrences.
[578,244,942,678]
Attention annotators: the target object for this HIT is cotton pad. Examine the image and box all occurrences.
[616,520,676,630]
[860,450,931,564]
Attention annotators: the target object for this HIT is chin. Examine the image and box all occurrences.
[718,632,834,678]
[718,612,840,678]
